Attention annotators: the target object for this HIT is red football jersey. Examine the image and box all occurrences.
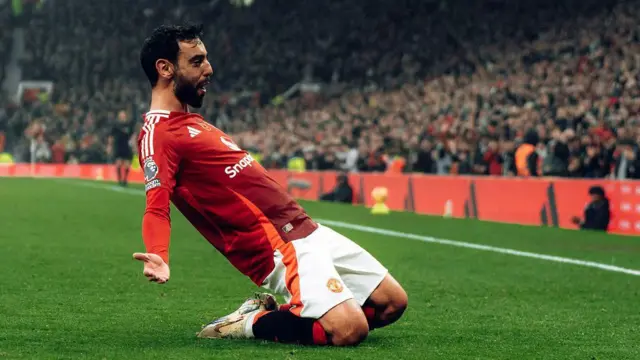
[138,110,317,285]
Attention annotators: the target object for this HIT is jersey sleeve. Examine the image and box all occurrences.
[139,125,181,264]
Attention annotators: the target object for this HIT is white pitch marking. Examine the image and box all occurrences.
[60,179,640,277]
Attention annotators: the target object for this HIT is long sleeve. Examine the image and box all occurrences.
[139,122,181,264]
[142,188,172,263]
[581,201,610,231]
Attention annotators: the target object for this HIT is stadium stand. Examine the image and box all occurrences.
[2,0,640,178]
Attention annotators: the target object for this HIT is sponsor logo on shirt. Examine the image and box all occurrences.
[220,136,242,151]
[225,153,255,179]
[187,126,201,138]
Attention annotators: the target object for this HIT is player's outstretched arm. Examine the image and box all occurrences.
[141,188,173,264]
[137,193,173,284]
[133,252,170,284]
[136,117,181,283]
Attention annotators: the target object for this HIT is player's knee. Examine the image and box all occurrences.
[388,286,408,320]
[330,315,369,346]
[377,284,408,326]
[320,300,369,346]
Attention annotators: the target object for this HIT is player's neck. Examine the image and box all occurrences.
[149,90,188,113]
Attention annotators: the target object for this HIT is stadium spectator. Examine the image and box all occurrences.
[613,139,640,179]
[2,0,640,183]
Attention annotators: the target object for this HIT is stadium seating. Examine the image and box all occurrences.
[2,0,640,179]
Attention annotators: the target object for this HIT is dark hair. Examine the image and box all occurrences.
[140,24,204,87]
[524,129,539,146]
[588,185,605,197]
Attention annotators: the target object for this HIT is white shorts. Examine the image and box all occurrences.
[260,224,388,319]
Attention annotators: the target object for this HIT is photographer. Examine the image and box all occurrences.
[571,186,610,232]
[320,173,354,204]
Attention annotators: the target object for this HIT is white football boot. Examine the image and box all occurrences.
[197,292,278,339]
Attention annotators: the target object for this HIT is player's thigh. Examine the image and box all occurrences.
[318,224,389,306]
[115,148,132,163]
[261,236,354,319]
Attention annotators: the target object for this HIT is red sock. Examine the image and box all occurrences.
[252,310,328,345]
[312,321,328,345]
[362,306,377,329]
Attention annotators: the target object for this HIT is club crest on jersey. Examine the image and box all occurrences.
[143,157,159,182]
[199,121,212,131]
[220,136,241,151]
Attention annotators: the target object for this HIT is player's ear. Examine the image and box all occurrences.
[155,59,175,82]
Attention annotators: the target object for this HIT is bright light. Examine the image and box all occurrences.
[230,0,254,7]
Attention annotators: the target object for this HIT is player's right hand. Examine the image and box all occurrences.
[133,252,170,284]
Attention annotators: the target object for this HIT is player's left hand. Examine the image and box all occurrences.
[133,252,170,284]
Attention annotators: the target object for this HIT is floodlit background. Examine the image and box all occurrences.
[1,0,639,359]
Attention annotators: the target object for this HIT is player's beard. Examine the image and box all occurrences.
[173,73,204,108]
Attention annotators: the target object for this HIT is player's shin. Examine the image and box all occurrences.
[361,303,406,329]
[123,164,130,185]
[116,163,122,184]
[252,310,328,345]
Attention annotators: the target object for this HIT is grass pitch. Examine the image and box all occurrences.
[0,177,639,360]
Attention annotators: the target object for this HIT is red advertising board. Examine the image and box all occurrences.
[2,164,638,235]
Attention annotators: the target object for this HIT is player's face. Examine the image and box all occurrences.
[174,39,213,108]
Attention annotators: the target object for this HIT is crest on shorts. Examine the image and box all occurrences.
[143,158,159,182]
[326,278,344,293]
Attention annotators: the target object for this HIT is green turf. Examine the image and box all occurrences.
[0,177,639,360]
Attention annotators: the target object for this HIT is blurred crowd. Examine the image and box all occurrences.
[0,3,11,85]
[2,0,640,179]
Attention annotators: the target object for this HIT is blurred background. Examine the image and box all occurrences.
[2,4,639,357]
[1,0,639,179]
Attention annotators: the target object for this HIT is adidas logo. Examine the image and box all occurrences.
[187,126,201,138]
